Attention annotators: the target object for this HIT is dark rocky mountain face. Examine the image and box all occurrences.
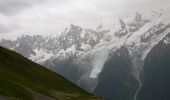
[93,33,170,100]
[94,46,139,100]
[137,34,170,100]
[43,57,81,84]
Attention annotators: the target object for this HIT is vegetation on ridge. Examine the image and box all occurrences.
[0,46,100,100]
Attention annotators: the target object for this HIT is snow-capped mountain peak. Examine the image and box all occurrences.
[80,8,170,81]
[1,8,170,93]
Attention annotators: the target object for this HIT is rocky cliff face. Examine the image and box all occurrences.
[94,46,138,100]
[137,34,170,100]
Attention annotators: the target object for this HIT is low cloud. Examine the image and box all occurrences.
[0,0,33,16]
[0,0,52,16]
[0,0,169,39]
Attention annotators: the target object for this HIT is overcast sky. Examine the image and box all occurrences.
[0,0,170,39]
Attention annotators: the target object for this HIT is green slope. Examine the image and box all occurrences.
[0,46,100,100]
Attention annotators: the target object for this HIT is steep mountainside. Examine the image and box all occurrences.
[0,46,100,100]
[94,46,138,100]
[137,34,170,100]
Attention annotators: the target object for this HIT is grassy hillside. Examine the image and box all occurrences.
[0,46,100,100]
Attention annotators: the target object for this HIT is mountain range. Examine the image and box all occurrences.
[1,8,170,100]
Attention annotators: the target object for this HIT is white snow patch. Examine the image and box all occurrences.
[164,37,170,44]
[80,30,86,38]
[16,43,20,48]
[89,48,110,78]
[29,48,53,64]
[81,44,91,51]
